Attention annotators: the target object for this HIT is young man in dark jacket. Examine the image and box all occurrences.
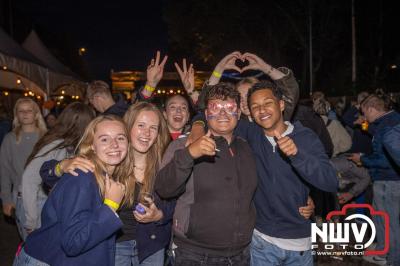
[155,83,258,265]
[236,81,338,266]
[348,95,400,266]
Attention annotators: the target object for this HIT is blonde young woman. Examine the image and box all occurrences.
[114,102,172,266]
[0,98,46,237]
[46,102,174,265]
[14,115,129,266]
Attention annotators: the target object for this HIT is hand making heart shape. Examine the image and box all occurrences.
[213,51,273,75]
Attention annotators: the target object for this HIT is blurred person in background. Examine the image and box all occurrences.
[0,98,46,239]
[20,103,95,240]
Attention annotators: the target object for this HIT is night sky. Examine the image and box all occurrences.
[3,0,400,93]
[11,0,168,80]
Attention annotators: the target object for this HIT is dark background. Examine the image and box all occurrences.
[1,0,399,97]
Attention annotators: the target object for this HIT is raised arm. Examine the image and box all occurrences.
[242,52,299,120]
[197,51,242,109]
[140,51,168,99]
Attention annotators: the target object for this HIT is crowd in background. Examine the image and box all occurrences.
[1,51,399,266]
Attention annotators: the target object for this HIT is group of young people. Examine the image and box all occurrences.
[3,50,397,266]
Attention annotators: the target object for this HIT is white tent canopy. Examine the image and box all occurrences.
[0,27,48,95]
[0,70,45,96]
[23,30,79,79]
[0,27,85,97]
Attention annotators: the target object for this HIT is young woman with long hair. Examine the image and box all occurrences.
[49,102,174,265]
[113,102,172,266]
[20,102,95,240]
[14,115,129,266]
[0,98,46,237]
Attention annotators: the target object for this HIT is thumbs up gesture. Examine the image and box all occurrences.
[274,130,298,156]
[188,130,217,159]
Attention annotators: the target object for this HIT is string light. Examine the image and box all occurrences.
[72,96,75,99]
[61,90,65,95]
[60,96,64,99]
[17,78,21,84]
[24,92,28,96]
[4,91,9,96]
[2,66,7,70]
[76,96,79,99]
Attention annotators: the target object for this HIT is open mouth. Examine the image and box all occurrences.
[173,115,183,123]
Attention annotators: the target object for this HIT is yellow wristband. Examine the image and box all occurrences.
[193,120,205,128]
[144,84,155,92]
[104,198,120,211]
[212,71,222,78]
[55,163,63,177]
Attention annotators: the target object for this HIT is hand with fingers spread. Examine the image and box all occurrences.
[175,58,195,94]
[299,196,315,219]
[104,175,125,210]
[133,196,163,223]
[146,50,168,88]
[209,51,243,85]
[274,131,298,156]
[188,131,217,159]
[59,157,95,176]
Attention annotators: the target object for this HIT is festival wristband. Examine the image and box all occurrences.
[55,163,63,177]
[104,198,120,211]
[144,84,155,93]
[212,71,222,78]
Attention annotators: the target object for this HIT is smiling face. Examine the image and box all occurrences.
[92,120,128,171]
[130,110,160,154]
[205,98,240,137]
[249,89,285,135]
[164,95,189,133]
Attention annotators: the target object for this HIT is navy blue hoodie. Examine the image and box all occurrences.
[235,120,338,239]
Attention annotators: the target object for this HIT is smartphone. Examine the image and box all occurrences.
[135,204,146,215]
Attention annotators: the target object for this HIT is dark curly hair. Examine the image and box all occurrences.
[247,80,283,109]
[205,82,240,107]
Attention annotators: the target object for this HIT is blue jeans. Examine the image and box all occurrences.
[115,240,164,266]
[174,245,250,266]
[15,195,28,241]
[250,233,313,266]
[13,248,49,266]
[15,194,47,241]
[372,181,400,265]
